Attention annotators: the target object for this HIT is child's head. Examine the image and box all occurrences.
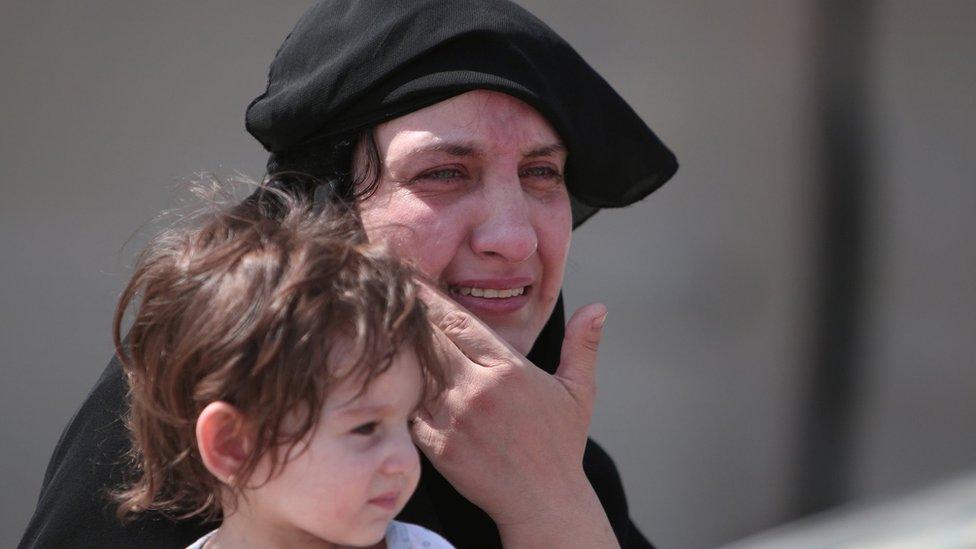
[113,184,443,545]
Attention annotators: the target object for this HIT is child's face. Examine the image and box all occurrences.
[242,349,425,547]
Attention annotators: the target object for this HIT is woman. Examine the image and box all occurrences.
[19,1,677,547]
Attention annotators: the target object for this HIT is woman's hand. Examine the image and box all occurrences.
[411,285,619,548]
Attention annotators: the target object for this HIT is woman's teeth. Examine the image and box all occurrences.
[452,286,526,298]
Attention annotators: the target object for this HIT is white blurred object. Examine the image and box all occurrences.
[721,471,976,549]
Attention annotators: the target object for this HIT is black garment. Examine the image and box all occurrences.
[246,0,678,227]
[19,295,653,549]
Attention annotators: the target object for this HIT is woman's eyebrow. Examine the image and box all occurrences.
[406,141,480,158]
[403,141,566,159]
[524,143,567,158]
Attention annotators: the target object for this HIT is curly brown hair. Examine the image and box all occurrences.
[111,183,442,523]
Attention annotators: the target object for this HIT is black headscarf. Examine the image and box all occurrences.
[19,1,673,548]
[245,0,677,227]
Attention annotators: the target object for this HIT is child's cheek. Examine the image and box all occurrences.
[322,497,354,527]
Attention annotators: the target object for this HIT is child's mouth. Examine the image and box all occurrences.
[367,492,400,510]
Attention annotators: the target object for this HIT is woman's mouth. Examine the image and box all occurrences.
[449,285,527,298]
[446,279,533,315]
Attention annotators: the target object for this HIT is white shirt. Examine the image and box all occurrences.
[185,520,454,548]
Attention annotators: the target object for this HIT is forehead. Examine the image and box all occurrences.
[323,346,423,412]
[374,90,562,155]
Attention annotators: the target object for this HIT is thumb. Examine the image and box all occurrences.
[555,302,607,405]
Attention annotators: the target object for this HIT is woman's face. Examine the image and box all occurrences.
[358,90,572,354]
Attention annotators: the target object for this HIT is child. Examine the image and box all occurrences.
[111,185,453,548]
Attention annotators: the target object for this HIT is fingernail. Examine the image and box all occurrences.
[592,312,608,329]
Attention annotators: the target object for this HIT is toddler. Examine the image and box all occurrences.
[111,186,452,548]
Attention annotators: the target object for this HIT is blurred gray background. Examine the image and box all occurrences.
[2,1,973,548]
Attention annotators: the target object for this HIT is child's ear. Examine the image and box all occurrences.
[196,401,250,484]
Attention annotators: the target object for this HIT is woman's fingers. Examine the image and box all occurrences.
[411,406,447,458]
[555,303,607,407]
[412,328,471,460]
[418,281,517,366]
[426,322,469,380]
[418,325,473,420]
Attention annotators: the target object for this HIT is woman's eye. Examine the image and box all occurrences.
[521,166,563,179]
[351,421,378,436]
[418,167,464,181]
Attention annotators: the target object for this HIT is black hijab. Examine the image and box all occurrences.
[245,0,677,228]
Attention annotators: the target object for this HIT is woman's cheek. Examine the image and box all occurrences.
[409,213,467,279]
[363,197,466,280]
[361,195,419,252]
[537,195,572,279]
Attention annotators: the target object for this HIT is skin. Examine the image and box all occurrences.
[196,350,425,549]
[358,90,572,355]
[359,90,619,548]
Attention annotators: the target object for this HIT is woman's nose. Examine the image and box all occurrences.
[470,180,538,263]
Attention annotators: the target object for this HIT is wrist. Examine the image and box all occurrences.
[488,467,590,525]
[495,475,618,549]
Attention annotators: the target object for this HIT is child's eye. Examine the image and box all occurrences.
[351,422,378,436]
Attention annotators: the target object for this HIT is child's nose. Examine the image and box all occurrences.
[380,430,420,476]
